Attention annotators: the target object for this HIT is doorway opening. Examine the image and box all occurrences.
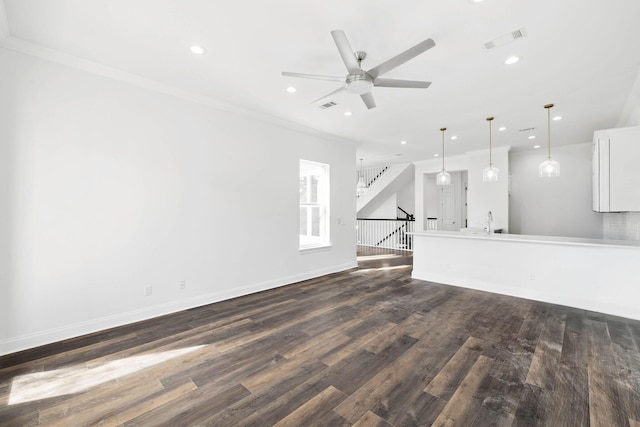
[423,171,468,231]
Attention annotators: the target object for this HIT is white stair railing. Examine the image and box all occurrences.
[356,219,415,251]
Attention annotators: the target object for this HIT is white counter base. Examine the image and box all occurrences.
[410,231,640,321]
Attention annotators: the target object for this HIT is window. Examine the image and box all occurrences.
[299,159,330,249]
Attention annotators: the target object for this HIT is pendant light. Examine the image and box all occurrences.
[356,158,368,196]
[539,103,560,177]
[482,116,499,182]
[436,127,451,186]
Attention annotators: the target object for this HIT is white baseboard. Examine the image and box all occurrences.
[0,261,357,356]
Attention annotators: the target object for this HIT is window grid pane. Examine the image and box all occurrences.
[299,160,329,248]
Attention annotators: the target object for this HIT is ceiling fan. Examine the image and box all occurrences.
[282,30,436,110]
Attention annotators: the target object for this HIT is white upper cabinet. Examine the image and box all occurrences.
[593,126,640,212]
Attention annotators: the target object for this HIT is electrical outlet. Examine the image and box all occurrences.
[144,286,152,296]
[179,280,186,290]
[529,273,536,280]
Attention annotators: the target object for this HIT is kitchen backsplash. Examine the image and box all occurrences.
[603,212,640,241]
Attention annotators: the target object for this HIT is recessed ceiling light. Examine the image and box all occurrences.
[505,56,520,65]
[344,111,352,116]
[528,135,536,139]
[533,145,541,149]
[553,116,563,121]
[451,136,458,140]
[400,140,407,145]
[498,126,507,131]
[434,154,440,157]
[286,86,296,93]
[189,45,206,55]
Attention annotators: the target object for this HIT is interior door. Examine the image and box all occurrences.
[438,183,458,231]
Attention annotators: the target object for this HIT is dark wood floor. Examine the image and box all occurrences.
[2,246,640,426]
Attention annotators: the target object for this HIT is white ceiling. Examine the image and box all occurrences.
[2,0,640,166]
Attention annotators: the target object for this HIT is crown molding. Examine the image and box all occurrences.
[0,0,10,40]
[0,34,356,148]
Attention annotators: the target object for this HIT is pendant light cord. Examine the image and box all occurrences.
[440,128,446,171]
[545,104,553,160]
[489,121,492,166]
[487,117,494,166]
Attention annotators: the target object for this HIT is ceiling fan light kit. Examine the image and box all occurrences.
[282,30,435,110]
[345,74,373,95]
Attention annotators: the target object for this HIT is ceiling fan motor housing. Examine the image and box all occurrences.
[346,74,374,95]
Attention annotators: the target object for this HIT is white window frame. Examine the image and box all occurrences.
[299,159,330,250]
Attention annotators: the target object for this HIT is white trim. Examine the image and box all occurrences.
[299,244,332,254]
[0,36,356,148]
[0,261,357,356]
[0,0,9,40]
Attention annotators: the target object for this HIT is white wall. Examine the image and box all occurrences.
[423,175,438,220]
[509,143,602,239]
[0,48,356,355]
[358,192,397,219]
[397,178,415,216]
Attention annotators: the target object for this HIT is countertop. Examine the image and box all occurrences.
[409,230,640,249]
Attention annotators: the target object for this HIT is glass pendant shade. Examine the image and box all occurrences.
[436,127,451,186]
[539,159,560,177]
[356,176,368,196]
[483,116,499,182]
[540,104,560,178]
[436,170,451,185]
[356,158,368,196]
[482,165,499,182]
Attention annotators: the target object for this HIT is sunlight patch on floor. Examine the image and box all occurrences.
[8,345,205,405]
[354,264,412,273]
[356,254,404,261]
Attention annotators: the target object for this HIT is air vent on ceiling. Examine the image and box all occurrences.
[519,127,535,132]
[318,101,337,109]
[484,28,527,50]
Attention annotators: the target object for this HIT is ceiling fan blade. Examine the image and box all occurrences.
[360,92,376,110]
[330,30,361,74]
[311,85,346,104]
[367,38,436,79]
[374,78,432,89]
[282,72,345,82]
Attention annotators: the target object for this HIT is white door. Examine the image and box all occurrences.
[438,183,458,231]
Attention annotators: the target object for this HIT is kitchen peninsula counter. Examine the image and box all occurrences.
[409,231,640,320]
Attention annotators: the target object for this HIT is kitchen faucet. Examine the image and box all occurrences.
[486,211,493,235]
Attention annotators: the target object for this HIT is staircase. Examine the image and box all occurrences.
[355,163,416,251]
[357,163,414,215]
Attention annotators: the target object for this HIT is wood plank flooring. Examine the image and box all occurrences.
[1,246,640,426]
